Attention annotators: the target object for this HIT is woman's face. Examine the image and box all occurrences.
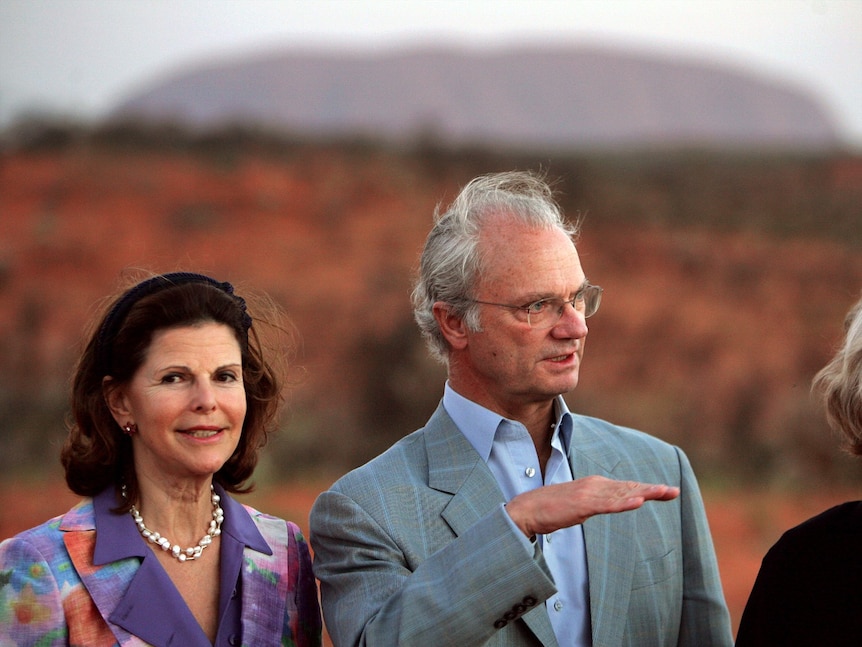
[106,322,247,487]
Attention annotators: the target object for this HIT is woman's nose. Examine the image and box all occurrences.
[192,382,217,411]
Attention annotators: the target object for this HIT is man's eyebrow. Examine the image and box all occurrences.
[565,281,591,298]
[514,280,590,303]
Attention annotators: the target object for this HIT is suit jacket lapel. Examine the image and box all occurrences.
[569,419,636,647]
[425,405,504,535]
[424,404,559,647]
[61,502,150,646]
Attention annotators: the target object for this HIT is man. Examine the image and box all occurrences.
[310,171,732,646]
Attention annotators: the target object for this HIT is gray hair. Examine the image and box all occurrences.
[411,170,580,363]
[812,294,862,457]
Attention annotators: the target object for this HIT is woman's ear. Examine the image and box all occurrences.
[102,376,131,426]
[432,301,470,351]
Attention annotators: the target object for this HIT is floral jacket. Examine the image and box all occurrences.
[0,487,321,647]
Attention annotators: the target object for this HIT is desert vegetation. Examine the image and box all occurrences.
[2,121,860,484]
[2,120,861,640]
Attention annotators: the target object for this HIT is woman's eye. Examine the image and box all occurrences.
[161,374,183,384]
[217,371,239,382]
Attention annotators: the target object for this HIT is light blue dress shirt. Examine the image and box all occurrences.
[443,382,592,646]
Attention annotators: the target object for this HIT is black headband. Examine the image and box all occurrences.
[95,272,252,375]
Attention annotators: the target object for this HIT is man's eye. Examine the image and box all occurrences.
[525,300,549,314]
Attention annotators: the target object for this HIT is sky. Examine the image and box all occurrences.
[1,0,861,148]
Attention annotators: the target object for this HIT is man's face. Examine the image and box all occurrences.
[452,217,590,418]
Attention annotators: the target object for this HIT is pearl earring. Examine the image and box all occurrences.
[122,423,138,435]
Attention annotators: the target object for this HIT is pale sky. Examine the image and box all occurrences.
[1,0,861,148]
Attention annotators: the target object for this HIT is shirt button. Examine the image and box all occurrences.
[525,467,536,478]
[229,635,240,646]
[545,533,552,544]
[554,600,564,612]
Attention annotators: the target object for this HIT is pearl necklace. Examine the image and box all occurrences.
[125,484,224,563]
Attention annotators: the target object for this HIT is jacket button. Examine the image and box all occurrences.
[522,596,537,607]
[494,619,508,629]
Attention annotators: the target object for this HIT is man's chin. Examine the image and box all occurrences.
[545,374,580,397]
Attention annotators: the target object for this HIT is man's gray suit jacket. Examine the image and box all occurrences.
[310,404,733,646]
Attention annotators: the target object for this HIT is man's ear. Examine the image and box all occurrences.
[432,302,470,351]
[102,376,131,427]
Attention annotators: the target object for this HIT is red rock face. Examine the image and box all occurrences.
[1,137,861,481]
[1,136,861,644]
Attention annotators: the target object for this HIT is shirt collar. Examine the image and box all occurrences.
[92,482,271,565]
[443,381,574,461]
[219,486,271,555]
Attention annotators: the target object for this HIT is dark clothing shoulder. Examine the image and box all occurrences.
[735,501,862,646]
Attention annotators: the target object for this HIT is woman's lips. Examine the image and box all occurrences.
[180,427,222,438]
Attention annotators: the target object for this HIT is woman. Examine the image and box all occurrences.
[0,272,321,646]
[735,294,862,646]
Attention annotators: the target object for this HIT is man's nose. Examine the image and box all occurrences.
[553,301,588,338]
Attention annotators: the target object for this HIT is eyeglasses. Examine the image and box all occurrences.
[468,283,603,329]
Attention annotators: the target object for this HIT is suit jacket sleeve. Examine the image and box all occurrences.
[675,447,733,646]
[310,488,557,647]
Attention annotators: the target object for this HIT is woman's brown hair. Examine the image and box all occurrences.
[61,272,288,511]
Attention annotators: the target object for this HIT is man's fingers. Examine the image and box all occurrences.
[635,483,680,501]
[507,477,681,537]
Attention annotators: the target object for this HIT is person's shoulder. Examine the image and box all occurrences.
[0,501,86,561]
[328,427,429,492]
[1,516,62,547]
[237,500,310,556]
[241,504,303,536]
[782,500,862,541]
[760,501,862,576]
[572,413,678,453]
[232,494,297,532]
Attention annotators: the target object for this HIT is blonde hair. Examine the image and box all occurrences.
[812,295,862,456]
